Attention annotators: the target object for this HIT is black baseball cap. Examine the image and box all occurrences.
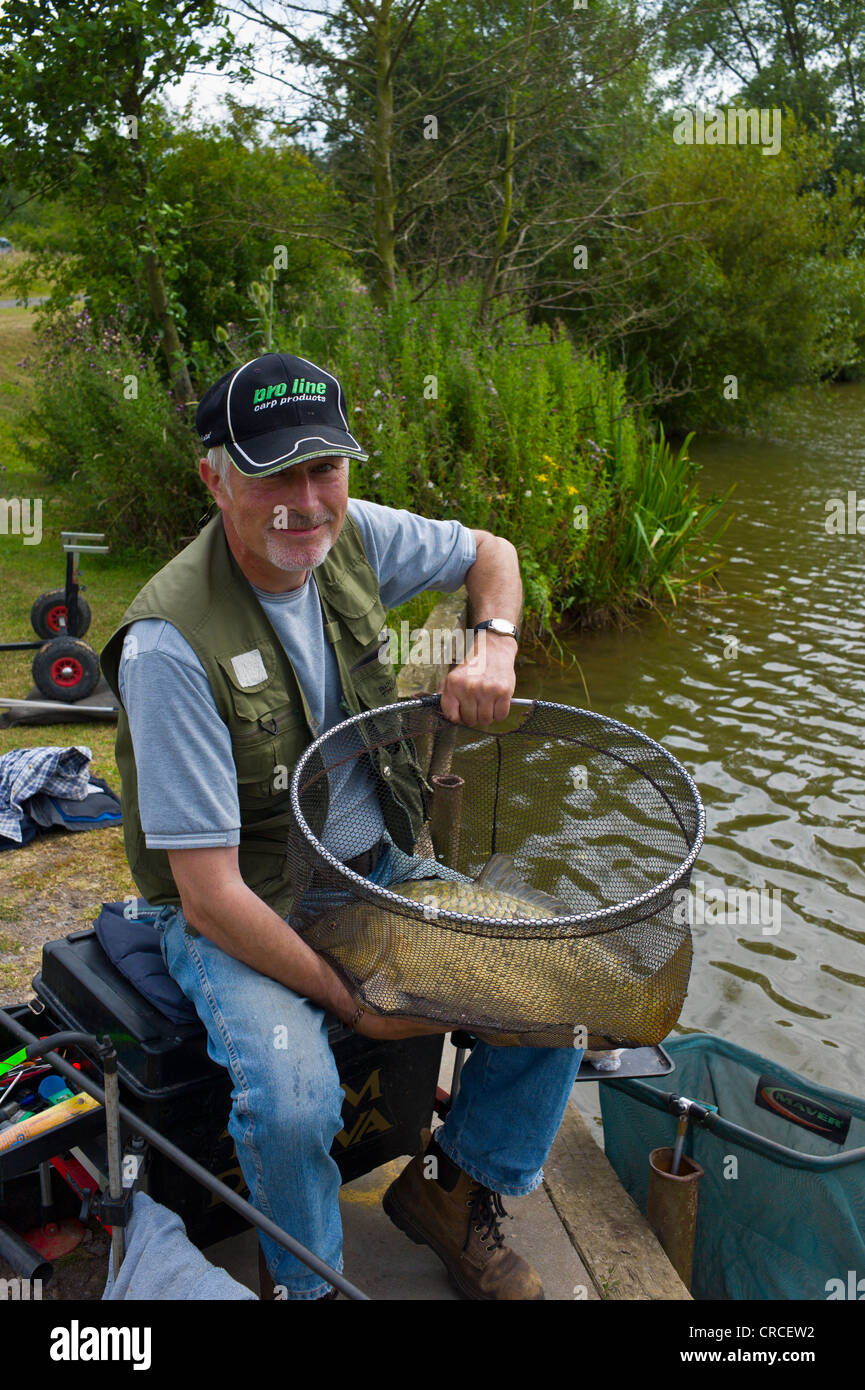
[195,352,369,476]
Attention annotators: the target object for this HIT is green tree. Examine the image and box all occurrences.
[591,115,865,428]
[130,102,351,364]
[238,0,655,313]
[0,0,242,398]
[656,0,865,172]
[384,0,657,322]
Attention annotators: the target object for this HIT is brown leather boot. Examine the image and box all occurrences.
[382,1131,544,1300]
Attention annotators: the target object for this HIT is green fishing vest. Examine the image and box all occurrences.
[100,512,430,917]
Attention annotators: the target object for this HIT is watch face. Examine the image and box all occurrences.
[485,619,518,636]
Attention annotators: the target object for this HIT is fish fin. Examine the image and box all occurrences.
[475,853,570,916]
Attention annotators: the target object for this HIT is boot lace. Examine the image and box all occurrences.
[466,1184,510,1254]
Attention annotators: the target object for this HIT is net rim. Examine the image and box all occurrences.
[289,696,706,928]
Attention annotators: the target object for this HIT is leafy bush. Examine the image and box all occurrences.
[582,117,865,430]
[14,277,730,625]
[19,310,204,555]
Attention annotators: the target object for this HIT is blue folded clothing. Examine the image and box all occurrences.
[103,1190,257,1300]
[94,900,198,1026]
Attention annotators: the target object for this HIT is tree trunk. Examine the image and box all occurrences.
[142,247,194,401]
[478,86,518,322]
[122,88,193,401]
[778,0,808,73]
[371,1,398,306]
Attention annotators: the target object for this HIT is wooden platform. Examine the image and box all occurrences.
[544,1101,691,1300]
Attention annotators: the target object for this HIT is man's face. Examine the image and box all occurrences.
[200,454,350,590]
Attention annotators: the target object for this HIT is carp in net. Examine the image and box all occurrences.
[287,696,704,1048]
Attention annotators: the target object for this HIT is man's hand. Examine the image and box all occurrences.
[438,630,517,726]
[328,973,454,1038]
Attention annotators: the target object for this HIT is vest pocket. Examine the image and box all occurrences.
[231,703,307,805]
[351,656,400,711]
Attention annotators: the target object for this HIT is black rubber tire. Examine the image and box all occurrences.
[30,589,92,640]
[32,638,101,702]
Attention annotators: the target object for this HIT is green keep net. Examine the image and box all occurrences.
[600,1033,865,1300]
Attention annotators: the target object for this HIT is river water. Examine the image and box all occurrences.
[517,382,865,1098]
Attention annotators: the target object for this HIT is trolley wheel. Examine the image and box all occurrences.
[32,638,100,703]
[30,589,92,640]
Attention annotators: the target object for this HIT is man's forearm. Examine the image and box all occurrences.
[464,530,522,630]
[180,876,357,1022]
[438,531,521,725]
[167,847,454,1041]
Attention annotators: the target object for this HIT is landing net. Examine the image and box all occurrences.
[287,697,704,1048]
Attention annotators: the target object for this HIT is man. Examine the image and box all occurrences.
[101,351,583,1301]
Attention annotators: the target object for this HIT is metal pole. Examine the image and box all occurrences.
[102,1047,126,1273]
[64,548,77,636]
[38,1160,55,1222]
[429,773,465,868]
[450,1046,467,1102]
[0,698,119,714]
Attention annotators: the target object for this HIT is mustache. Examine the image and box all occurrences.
[270,509,336,531]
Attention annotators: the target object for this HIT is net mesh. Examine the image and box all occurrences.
[287,697,705,1048]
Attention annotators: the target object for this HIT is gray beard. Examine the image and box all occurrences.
[263,527,335,571]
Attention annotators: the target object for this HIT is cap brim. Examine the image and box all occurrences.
[226,426,369,476]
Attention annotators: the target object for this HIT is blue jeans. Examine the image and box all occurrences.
[154,837,583,1299]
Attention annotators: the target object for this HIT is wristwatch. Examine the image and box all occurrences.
[472,618,519,642]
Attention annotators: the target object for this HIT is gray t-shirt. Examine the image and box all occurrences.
[118,498,475,860]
